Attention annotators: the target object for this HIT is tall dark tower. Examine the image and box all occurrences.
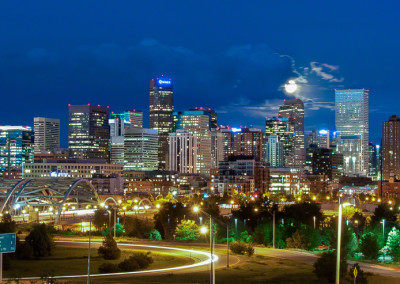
[68,104,110,161]
[278,98,305,168]
[149,77,174,170]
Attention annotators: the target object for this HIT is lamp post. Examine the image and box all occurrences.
[336,201,353,284]
[382,219,385,262]
[87,218,92,284]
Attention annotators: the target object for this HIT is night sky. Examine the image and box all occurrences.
[1,1,399,146]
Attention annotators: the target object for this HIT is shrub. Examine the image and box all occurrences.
[313,251,347,283]
[230,242,247,255]
[98,234,121,260]
[385,227,400,261]
[98,262,119,273]
[118,252,153,271]
[246,244,255,257]
[131,252,154,269]
[149,229,162,240]
[230,242,254,256]
[118,257,140,272]
[359,232,379,260]
[286,230,309,250]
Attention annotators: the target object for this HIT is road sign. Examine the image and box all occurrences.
[353,266,358,278]
[0,233,16,253]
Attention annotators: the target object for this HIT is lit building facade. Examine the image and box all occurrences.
[335,89,369,175]
[265,135,284,167]
[278,99,305,168]
[169,130,197,174]
[68,104,110,161]
[109,110,143,137]
[0,126,34,176]
[382,115,400,181]
[265,117,294,167]
[211,131,224,169]
[124,128,158,171]
[174,110,211,175]
[149,77,174,170]
[33,117,60,153]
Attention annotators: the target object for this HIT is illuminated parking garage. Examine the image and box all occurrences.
[0,178,99,224]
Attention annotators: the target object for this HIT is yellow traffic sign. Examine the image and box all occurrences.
[353,266,358,278]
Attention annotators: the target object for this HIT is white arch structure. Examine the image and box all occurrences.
[0,178,99,224]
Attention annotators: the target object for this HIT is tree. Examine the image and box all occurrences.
[370,204,397,227]
[153,202,192,239]
[385,227,400,261]
[24,224,54,258]
[98,234,121,260]
[359,232,379,260]
[283,202,324,228]
[92,209,108,230]
[124,217,153,238]
[313,251,347,283]
[175,220,200,241]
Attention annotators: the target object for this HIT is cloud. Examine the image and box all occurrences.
[310,61,344,82]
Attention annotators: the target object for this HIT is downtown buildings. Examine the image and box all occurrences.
[335,89,369,176]
[68,104,110,161]
[149,77,174,170]
[382,115,400,181]
[33,117,60,154]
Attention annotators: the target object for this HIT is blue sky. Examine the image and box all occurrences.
[1,1,399,146]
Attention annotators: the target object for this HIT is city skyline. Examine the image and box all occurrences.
[1,2,399,146]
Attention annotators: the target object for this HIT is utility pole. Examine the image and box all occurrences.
[273,210,276,249]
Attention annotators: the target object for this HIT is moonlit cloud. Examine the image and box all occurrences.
[310,61,344,83]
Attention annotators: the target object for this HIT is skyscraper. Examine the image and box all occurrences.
[110,110,143,137]
[382,115,400,180]
[33,117,60,153]
[278,98,305,168]
[190,107,218,131]
[149,77,174,170]
[174,110,211,175]
[169,130,197,173]
[265,135,284,167]
[0,126,34,176]
[335,89,369,175]
[265,117,294,167]
[124,128,158,171]
[68,104,110,161]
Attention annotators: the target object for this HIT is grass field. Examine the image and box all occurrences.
[4,246,193,279]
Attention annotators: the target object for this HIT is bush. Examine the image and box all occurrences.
[98,262,119,273]
[24,224,54,258]
[286,230,309,250]
[118,257,140,271]
[98,234,121,260]
[230,242,254,256]
[118,252,153,271]
[313,251,347,283]
[359,232,379,260]
[348,263,368,284]
[149,229,162,240]
[385,227,400,261]
[246,244,255,256]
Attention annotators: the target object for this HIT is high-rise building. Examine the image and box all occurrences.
[211,131,224,169]
[0,126,34,177]
[33,117,60,153]
[382,115,400,181]
[190,107,218,131]
[278,99,305,168]
[306,129,318,149]
[335,89,369,175]
[110,136,124,165]
[110,110,143,137]
[169,130,197,173]
[68,104,110,161]
[265,135,284,167]
[306,145,343,181]
[317,130,330,149]
[265,117,294,167]
[149,77,174,170]
[368,141,379,179]
[124,128,158,171]
[174,110,211,175]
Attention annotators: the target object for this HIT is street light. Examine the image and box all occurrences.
[336,201,353,284]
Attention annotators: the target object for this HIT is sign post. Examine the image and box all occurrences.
[0,233,16,283]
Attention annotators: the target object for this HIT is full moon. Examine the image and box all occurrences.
[284,80,298,94]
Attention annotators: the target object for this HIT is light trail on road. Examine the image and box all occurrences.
[6,241,219,281]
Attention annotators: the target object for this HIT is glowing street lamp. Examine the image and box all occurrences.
[200,226,208,234]
[336,201,353,284]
